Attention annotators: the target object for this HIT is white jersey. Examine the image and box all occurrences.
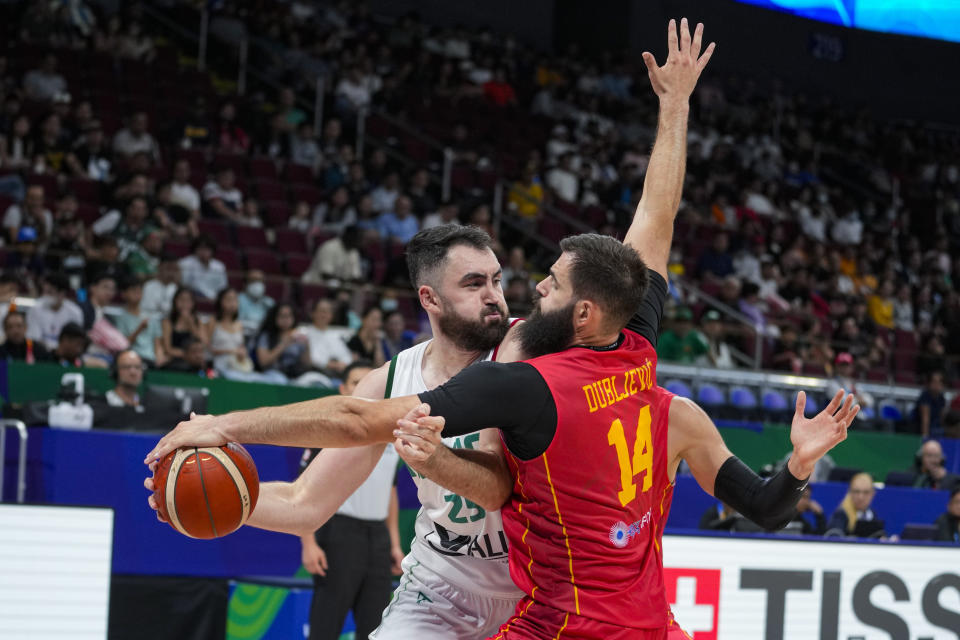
[386,340,521,598]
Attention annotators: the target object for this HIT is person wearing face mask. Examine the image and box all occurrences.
[237,269,275,336]
[25,273,84,350]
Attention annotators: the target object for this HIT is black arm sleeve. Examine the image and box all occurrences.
[626,269,668,346]
[713,456,809,531]
[417,361,558,460]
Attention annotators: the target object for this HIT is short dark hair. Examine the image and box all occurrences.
[3,309,25,326]
[45,273,71,293]
[558,233,649,331]
[342,359,373,382]
[192,235,217,253]
[405,224,493,288]
[950,486,960,501]
[59,322,86,342]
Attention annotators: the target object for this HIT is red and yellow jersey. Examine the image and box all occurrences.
[501,329,675,631]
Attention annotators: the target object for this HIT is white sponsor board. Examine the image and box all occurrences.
[663,534,960,640]
[0,504,113,639]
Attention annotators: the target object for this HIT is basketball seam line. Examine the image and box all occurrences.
[195,447,220,538]
[203,446,247,523]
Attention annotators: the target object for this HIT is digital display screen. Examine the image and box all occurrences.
[734,0,960,43]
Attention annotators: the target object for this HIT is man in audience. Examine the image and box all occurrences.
[237,269,275,336]
[697,232,734,282]
[376,195,419,244]
[302,226,363,284]
[916,370,948,438]
[913,440,960,492]
[26,274,83,350]
[698,309,736,368]
[162,335,211,376]
[0,310,51,362]
[302,298,353,377]
[658,306,708,364]
[51,322,105,368]
[825,352,874,420]
[201,166,244,222]
[381,310,414,360]
[934,487,960,543]
[4,184,53,245]
[66,119,111,181]
[23,53,67,103]
[112,111,160,164]
[113,277,162,366]
[142,256,180,317]
[169,159,201,221]
[178,236,228,300]
[107,349,145,409]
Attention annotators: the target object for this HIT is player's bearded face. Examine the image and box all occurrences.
[436,294,509,352]
[518,293,576,358]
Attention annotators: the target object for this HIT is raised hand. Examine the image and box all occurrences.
[641,18,715,102]
[144,412,229,464]
[393,403,444,473]
[788,390,858,479]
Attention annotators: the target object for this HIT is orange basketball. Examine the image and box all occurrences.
[153,443,259,539]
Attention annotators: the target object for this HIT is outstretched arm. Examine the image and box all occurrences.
[670,390,858,530]
[624,18,715,280]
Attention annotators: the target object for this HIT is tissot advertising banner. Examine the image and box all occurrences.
[663,534,960,640]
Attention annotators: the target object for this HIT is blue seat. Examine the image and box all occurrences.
[697,384,725,407]
[729,387,758,409]
[880,403,903,421]
[884,470,916,487]
[762,390,789,411]
[664,380,693,399]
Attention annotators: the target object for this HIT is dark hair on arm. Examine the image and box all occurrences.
[405,224,493,288]
[559,233,649,331]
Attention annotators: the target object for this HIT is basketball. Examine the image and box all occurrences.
[152,443,260,539]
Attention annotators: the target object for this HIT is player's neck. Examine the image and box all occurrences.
[573,328,621,349]
[422,333,488,387]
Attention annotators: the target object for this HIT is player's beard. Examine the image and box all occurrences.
[517,294,576,358]
[437,297,510,353]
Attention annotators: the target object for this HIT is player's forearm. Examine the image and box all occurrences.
[416,446,512,512]
[245,481,331,537]
[219,395,418,448]
[714,456,808,531]
[635,98,690,226]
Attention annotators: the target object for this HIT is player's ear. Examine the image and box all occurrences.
[574,300,592,326]
[418,284,440,312]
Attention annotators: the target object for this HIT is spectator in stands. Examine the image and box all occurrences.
[302,298,353,377]
[825,352,874,420]
[502,246,534,289]
[826,473,887,538]
[237,269,274,336]
[67,120,111,183]
[84,235,128,284]
[302,226,363,284]
[697,232,735,282]
[214,101,250,155]
[483,68,517,107]
[92,196,157,260]
[207,287,276,382]
[162,335,211,377]
[508,166,544,223]
[289,122,321,170]
[126,229,166,278]
[278,87,307,131]
[791,485,827,535]
[698,310,736,369]
[26,274,83,350]
[831,207,864,246]
[162,287,206,362]
[915,371,948,438]
[112,112,160,164]
[770,324,805,373]
[408,168,438,216]
[255,303,316,383]
[370,172,401,214]
[34,112,68,174]
[107,350,145,409]
[335,66,375,115]
[867,280,895,330]
[547,152,578,203]
[917,335,948,380]
[382,310,414,360]
[81,271,116,331]
[658,307,707,364]
[22,53,67,103]
[0,273,18,337]
[320,119,343,158]
[141,256,180,317]
[169,159,201,226]
[312,186,356,235]
[348,305,386,367]
[934,487,960,543]
[0,310,51,362]
[893,283,915,332]
[0,114,34,174]
[913,440,960,492]
[118,21,156,62]
[288,200,312,233]
[112,277,162,367]
[236,198,263,228]
[4,184,53,245]
[202,167,244,223]
[377,195,419,245]
[421,200,459,230]
[178,236,227,300]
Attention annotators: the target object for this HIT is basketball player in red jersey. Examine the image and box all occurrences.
[146,18,859,638]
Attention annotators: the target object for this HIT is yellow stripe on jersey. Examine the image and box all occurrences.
[654,483,673,553]
[553,612,570,639]
[513,452,538,601]
[543,453,580,615]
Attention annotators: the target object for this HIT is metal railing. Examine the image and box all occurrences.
[0,420,28,504]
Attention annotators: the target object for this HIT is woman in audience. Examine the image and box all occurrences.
[826,472,888,538]
[255,303,330,386]
[161,287,206,362]
[208,288,283,384]
[347,305,386,367]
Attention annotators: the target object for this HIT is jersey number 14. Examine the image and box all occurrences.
[607,405,653,506]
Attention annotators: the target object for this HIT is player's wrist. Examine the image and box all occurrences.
[786,452,814,480]
[658,95,690,114]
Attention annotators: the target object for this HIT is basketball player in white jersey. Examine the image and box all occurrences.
[149,222,524,638]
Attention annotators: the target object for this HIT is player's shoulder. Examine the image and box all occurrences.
[353,361,392,399]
